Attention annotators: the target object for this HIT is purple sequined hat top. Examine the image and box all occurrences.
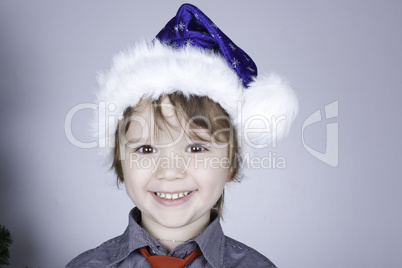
[95,3,298,157]
[156,3,257,87]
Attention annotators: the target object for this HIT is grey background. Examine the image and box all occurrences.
[0,0,401,267]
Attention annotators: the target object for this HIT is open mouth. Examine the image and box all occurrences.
[154,191,193,200]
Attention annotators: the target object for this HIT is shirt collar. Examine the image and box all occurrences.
[112,207,155,264]
[112,207,225,268]
[193,211,225,268]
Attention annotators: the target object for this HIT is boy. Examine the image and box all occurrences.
[67,3,297,267]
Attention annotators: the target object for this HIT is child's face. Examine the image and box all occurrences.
[121,98,230,229]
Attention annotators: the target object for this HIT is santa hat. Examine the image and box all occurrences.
[95,3,298,157]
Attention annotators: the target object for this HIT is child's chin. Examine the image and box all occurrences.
[153,213,194,228]
[151,209,209,229]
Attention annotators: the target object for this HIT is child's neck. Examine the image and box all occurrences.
[140,212,210,252]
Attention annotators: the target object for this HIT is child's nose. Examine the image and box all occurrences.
[154,151,187,181]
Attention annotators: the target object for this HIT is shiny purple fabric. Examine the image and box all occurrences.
[155,3,258,87]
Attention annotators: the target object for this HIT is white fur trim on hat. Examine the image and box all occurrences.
[93,39,298,158]
[239,74,298,149]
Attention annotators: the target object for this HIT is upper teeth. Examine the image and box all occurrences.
[156,192,190,200]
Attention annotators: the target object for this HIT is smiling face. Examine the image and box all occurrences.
[120,96,231,229]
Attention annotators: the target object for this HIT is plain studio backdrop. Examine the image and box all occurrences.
[0,1,401,267]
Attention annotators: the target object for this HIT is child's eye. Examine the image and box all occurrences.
[187,144,207,153]
[136,145,156,154]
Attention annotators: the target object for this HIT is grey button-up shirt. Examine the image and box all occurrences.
[66,208,276,267]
